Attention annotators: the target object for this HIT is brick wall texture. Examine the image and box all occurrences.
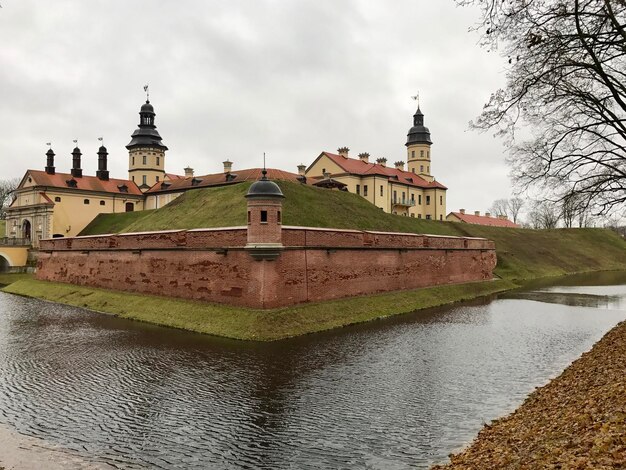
[37,227,497,309]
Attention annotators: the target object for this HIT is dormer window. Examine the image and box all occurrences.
[66,179,77,188]
[160,181,172,190]
[117,184,128,193]
[191,178,203,186]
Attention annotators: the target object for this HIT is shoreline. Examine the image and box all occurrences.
[431,318,626,469]
[1,276,514,341]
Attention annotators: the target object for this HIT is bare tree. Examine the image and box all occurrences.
[0,177,20,219]
[507,198,524,224]
[490,198,509,217]
[456,0,626,215]
[528,200,561,229]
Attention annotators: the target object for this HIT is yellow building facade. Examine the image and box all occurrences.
[4,100,167,247]
[305,106,447,219]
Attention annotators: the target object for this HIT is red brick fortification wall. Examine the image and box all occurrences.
[37,227,497,309]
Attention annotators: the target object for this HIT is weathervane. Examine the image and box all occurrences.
[98,136,104,146]
[262,152,267,179]
[411,92,420,108]
[73,139,78,147]
[46,142,52,149]
[144,84,150,101]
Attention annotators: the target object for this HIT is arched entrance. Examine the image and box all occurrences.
[22,220,31,241]
[125,202,134,212]
[0,254,9,273]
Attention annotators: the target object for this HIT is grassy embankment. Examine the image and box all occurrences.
[3,181,626,340]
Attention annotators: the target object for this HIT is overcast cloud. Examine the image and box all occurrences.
[0,0,510,214]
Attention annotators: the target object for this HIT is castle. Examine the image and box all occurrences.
[4,99,447,248]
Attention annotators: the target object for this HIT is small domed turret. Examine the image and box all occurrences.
[245,170,285,199]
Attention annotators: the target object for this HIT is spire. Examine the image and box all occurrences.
[406,105,432,146]
[126,99,168,151]
[71,147,83,178]
[45,148,55,175]
[96,145,110,181]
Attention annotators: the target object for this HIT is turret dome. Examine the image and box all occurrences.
[245,171,285,199]
[406,107,432,146]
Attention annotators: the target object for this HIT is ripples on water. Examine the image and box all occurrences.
[0,275,625,469]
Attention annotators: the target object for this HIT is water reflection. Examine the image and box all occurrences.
[0,272,624,469]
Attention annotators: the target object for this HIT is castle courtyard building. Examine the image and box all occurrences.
[305,106,447,219]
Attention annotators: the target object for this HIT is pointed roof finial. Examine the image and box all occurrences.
[262,152,268,180]
[144,83,150,102]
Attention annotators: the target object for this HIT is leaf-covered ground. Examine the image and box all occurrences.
[432,320,626,469]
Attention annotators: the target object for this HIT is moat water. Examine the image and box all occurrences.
[0,271,625,469]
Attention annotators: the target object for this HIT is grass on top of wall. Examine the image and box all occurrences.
[3,278,515,341]
[79,181,626,282]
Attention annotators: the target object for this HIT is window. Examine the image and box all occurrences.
[411,194,415,202]
[260,210,268,223]
[420,165,424,172]
[393,190,397,202]
[440,195,443,205]
[277,211,282,224]
[420,150,424,157]
[427,151,430,158]
[356,184,360,195]
[380,185,383,196]
[410,213,414,217]
[156,176,160,182]
[156,156,160,166]
[142,175,147,185]
[83,199,90,205]
[412,168,415,174]
[428,166,430,172]
[143,156,147,165]
[426,215,432,220]
[125,202,134,212]
[418,214,422,219]
[411,150,415,158]
[54,196,61,202]
[418,195,422,205]
[100,200,105,206]
[247,211,251,224]
[132,176,135,182]
[426,196,431,205]
[440,215,443,221]
[322,168,326,174]
[132,157,135,165]
[363,185,368,197]
[402,191,405,200]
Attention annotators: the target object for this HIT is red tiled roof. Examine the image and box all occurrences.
[316,152,447,190]
[448,212,520,228]
[25,170,143,196]
[166,173,185,180]
[146,168,306,194]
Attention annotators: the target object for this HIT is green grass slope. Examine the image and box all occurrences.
[78,181,626,281]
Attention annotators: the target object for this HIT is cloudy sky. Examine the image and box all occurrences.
[0,0,511,214]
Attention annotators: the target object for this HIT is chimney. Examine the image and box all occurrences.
[337,147,349,158]
[474,211,480,216]
[223,160,233,173]
[394,161,404,170]
[297,164,306,176]
[460,208,465,214]
[485,212,491,218]
[45,148,55,175]
[376,157,387,167]
[71,147,82,178]
[96,146,109,181]
[358,152,370,163]
[184,167,194,178]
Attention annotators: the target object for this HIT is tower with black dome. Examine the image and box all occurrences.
[406,106,433,179]
[127,99,168,191]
